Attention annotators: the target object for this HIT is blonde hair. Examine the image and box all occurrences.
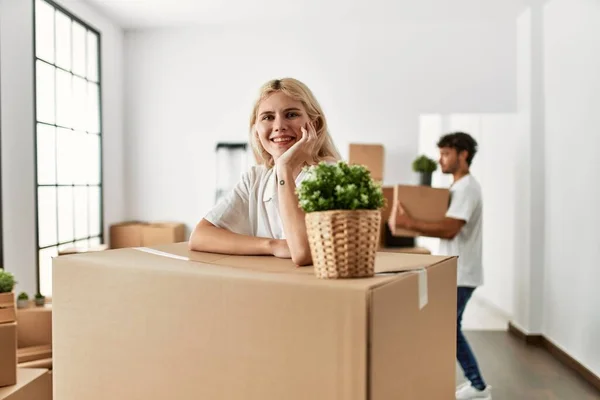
[249,78,341,168]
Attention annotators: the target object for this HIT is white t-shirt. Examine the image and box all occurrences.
[438,174,483,287]
[204,165,310,239]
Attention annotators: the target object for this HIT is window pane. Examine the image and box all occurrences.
[38,187,57,248]
[55,11,72,70]
[87,82,100,133]
[74,239,89,248]
[89,186,101,236]
[37,124,56,185]
[35,0,55,63]
[56,128,75,184]
[58,187,74,243]
[56,69,72,127]
[39,247,58,297]
[73,132,87,185]
[36,61,55,125]
[87,31,99,82]
[73,77,87,132]
[89,237,101,247]
[74,187,88,239]
[86,134,100,185]
[72,22,86,77]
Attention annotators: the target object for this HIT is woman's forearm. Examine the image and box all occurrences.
[277,168,312,266]
[189,219,275,255]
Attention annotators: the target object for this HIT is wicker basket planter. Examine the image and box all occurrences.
[306,209,381,279]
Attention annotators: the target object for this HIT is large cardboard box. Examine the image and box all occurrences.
[53,243,457,399]
[0,369,52,400]
[349,143,385,181]
[0,323,17,388]
[16,307,51,349]
[389,185,450,237]
[110,222,186,249]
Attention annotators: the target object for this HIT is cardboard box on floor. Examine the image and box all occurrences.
[110,222,186,249]
[53,243,457,399]
[0,322,17,388]
[0,369,52,400]
[389,185,450,237]
[349,143,385,182]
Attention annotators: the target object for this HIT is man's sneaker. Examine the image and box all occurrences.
[455,381,492,400]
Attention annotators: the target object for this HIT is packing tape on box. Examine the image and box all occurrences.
[134,247,190,261]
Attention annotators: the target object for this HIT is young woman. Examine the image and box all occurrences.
[188,78,340,265]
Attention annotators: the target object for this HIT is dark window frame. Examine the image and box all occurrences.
[33,0,104,294]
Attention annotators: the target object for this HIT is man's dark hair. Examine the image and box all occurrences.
[437,132,478,166]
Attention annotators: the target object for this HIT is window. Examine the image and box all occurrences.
[34,0,103,296]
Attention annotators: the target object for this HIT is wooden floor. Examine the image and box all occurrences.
[456,331,600,399]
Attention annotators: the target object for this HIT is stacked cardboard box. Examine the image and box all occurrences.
[110,222,186,249]
[348,143,384,182]
[53,243,457,399]
[0,293,17,388]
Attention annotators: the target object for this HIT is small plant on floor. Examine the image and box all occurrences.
[297,161,385,279]
[34,292,46,307]
[17,292,29,309]
[0,269,16,293]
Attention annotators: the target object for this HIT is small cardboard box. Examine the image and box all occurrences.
[349,143,385,181]
[0,293,16,324]
[0,322,17,388]
[110,222,186,249]
[0,369,52,400]
[16,307,51,349]
[389,185,450,237]
[142,223,186,247]
[109,222,145,249]
[53,243,457,399]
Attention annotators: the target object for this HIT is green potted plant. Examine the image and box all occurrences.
[17,292,29,309]
[412,154,438,186]
[297,161,385,279]
[0,269,17,323]
[34,292,46,307]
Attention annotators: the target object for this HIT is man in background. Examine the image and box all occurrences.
[389,132,491,400]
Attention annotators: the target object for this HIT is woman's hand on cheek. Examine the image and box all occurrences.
[275,121,318,174]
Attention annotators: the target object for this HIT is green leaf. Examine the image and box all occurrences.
[296,161,385,212]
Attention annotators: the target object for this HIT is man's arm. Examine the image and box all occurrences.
[388,203,465,239]
[404,217,465,239]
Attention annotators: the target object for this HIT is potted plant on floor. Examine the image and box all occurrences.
[34,292,46,307]
[17,292,29,309]
[412,154,437,186]
[297,161,385,279]
[0,269,17,323]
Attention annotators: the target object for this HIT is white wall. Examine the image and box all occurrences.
[125,21,516,231]
[0,0,125,295]
[542,0,600,377]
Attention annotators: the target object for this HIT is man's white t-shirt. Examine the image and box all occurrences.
[438,174,483,287]
[204,165,310,239]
